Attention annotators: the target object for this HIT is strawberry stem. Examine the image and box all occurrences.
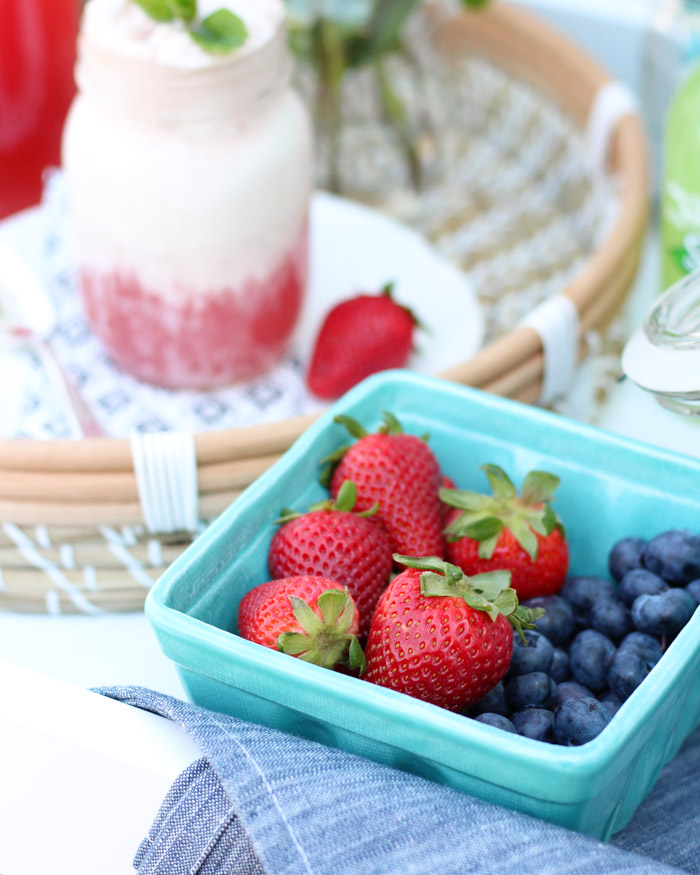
[277,588,366,673]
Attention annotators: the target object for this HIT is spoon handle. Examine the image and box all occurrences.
[31,337,106,438]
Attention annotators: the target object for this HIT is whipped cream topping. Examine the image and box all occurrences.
[81,0,286,69]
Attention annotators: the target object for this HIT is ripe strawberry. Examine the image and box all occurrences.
[364,555,543,711]
[323,412,445,561]
[306,282,419,400]
[441,464,569,600]
[238,576,365,672]
[268,480,393,638]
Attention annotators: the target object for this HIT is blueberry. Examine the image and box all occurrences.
[643,530,700,585]
[511,708,555,742]
[553,680,594,709]
[560,576,617,627]
[522,595,576,646]
[505,672,557,711]
[608,537,647,581]
[474,713,517,733]
[618,631,663,663]
[549,647,570,683]
[508,630,554,677]
[631,589,696,637]
[686,579,700,606]
[607,644,660,701]
[569,629,616,691]
[619,569,667,607]
[598,690,623,717]
[468,682,509,718]
[553,696,612,745]
[589,598,633,643]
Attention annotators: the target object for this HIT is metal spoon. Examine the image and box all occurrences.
[0,241,105,438]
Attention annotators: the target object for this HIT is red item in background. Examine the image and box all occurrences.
[0,0,79,219]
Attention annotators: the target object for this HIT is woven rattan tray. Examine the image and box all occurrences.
[0,1,649,613]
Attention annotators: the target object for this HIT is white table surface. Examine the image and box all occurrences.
[1,210,699,873]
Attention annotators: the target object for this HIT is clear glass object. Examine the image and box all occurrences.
[645,269,700,349]
[635,270,700,414]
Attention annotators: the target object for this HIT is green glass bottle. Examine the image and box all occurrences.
[662,0,700,290]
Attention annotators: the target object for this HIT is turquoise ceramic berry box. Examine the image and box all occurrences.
[146,370,700,840]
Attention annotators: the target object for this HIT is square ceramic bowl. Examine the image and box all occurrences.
[146,371,700,840]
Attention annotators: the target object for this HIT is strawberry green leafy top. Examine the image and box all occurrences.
[319,410,428,486]
[278,587,366,673]
[394,555,544,643]
[276,479,379,524]
[441,464,565,561]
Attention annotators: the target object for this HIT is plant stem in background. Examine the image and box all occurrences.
[288,0,490,194]
[316,17,346,193]
[374,55,422,191]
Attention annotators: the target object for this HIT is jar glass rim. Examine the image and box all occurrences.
[75,22,292,122]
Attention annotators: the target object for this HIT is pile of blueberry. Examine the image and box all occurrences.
[468,529,700,746]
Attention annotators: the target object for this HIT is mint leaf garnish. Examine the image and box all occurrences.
[172,0,197,23]
[132,0,175,22]
[189,9,249,54]
[131,0,248,56]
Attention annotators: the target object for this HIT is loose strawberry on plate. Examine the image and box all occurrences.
[268,480,393,638]
[322,411,445,561]
[238,576,365,673]
[364,555,543,711]
[441,464,569,600]
[306,282,420,400]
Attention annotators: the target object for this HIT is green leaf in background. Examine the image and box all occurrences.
[341,0,421,68]
[364,0,421,55]
[189,9,249,54]
[132,0,175,23]
[461,0,490,7]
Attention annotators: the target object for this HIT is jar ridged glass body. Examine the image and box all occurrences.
[62,2,313,388]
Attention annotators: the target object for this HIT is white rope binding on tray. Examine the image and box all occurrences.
[130,431,199,534]
[1,522,103,615]
[522,295,579,405]
[586,80,639,181]
[518,81,639,406]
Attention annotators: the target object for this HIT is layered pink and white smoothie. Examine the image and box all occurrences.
[62,0,313,388]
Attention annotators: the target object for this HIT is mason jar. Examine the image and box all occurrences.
[62,0,313,389]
